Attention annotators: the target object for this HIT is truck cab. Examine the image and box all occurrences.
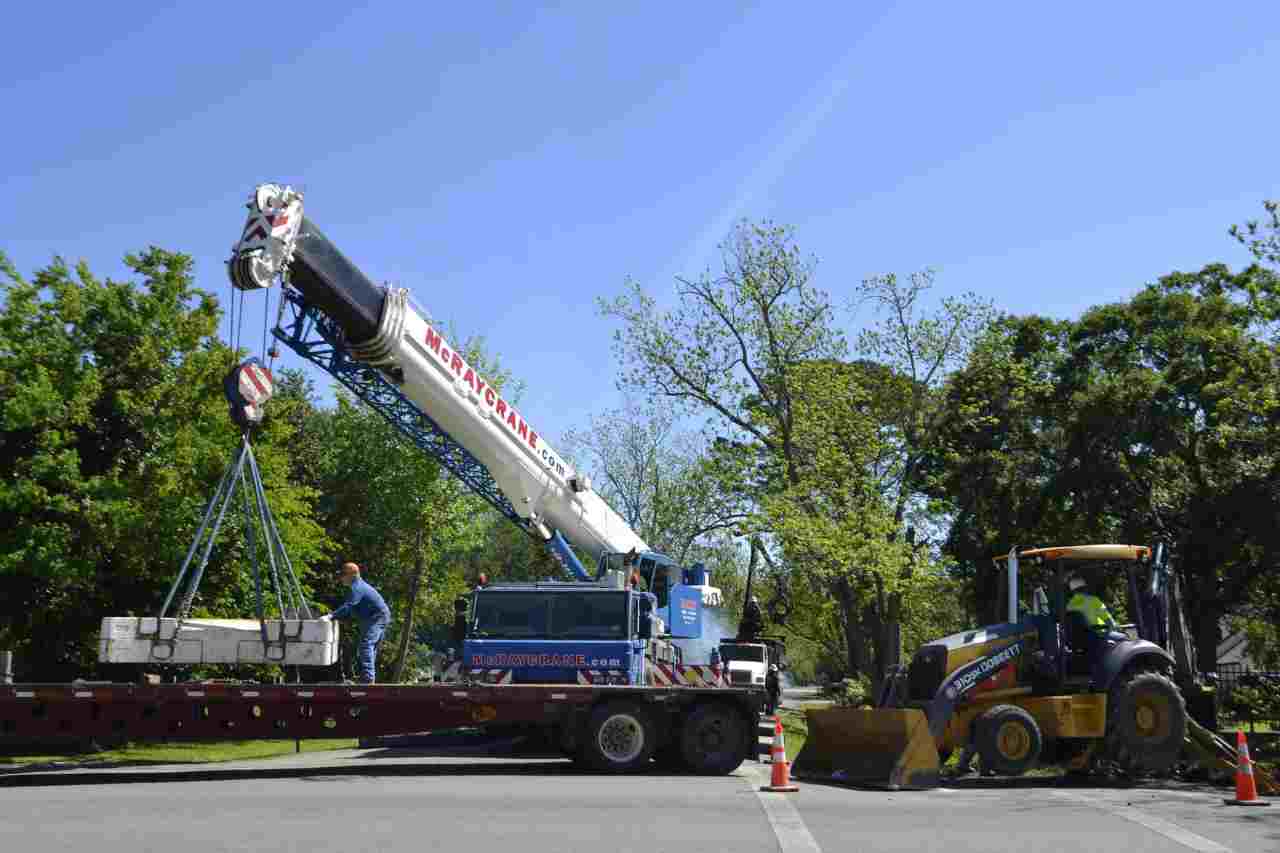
[455,576,679,685]
[718,638,784,712]
[719,641,769,688]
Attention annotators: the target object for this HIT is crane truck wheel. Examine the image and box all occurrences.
[580,701,657,773]
[653,737,689,772]
[679,702,748,775]
[975,704,1041,776]
[1105,667,1187,774]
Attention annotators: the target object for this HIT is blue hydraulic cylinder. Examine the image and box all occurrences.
[544,530,591,581]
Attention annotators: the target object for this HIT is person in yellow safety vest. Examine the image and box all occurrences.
[1066,575,1118,631]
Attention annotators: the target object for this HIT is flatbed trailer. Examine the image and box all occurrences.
[0,681,766,774]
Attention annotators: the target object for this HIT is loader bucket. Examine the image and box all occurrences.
[791,707,940,790]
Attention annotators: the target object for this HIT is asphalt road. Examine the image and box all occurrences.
[3,747,1277,853]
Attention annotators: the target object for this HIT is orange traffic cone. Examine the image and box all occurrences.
[1225,729,1271,807]
[759,715,799,793]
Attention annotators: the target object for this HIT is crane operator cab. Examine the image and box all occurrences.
[594,551,713,640]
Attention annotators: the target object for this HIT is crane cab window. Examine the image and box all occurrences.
[470,591,627,640]
[472,593,549,637]
[638,557,673,608]
[651,567,670,609]
[720,644,765,663]
[549,592,627,639]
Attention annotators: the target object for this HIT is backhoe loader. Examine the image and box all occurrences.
[794,544,1197,789]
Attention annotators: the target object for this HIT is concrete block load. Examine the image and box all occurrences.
[98,617,339,666]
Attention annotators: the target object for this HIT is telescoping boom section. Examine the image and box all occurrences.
[228,184,722,620]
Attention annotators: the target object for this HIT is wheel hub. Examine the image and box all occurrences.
[997,721,1031,761]
[598,714,644,763]
[696,717,726,750]
[1133,695,1169,739]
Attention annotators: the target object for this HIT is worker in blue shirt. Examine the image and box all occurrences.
[320,562,391,683]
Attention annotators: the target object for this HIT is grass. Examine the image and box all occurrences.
[0,738,358,768]
[1222,719,1278,734]
[777,707,808,762]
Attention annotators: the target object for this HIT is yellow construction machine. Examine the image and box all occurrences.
[794,544,1200,789]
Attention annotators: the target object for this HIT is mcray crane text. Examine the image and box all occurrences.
[422,324,568,477]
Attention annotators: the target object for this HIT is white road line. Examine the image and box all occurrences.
[1050,791,1232,853]
[744,765,823,853]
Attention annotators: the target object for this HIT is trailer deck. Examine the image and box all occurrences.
[0,682,766,756]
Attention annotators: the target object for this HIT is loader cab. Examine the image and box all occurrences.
[998,544,1172,688]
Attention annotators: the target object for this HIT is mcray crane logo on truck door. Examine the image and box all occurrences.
[670,591,702,636]
[422,324,568,478]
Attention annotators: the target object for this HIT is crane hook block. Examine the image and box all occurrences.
[224,357,274,428]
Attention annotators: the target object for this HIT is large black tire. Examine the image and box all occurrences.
[975,704,1042,776]
[580,701,657,773]
[680,702,748,775]
[1105,668,1187,774]
[653,736,688,772]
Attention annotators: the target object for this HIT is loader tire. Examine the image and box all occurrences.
[680,702,748,775]
[1105,668,1186,774]
[581,701,656,773]
[975,704,1041,777]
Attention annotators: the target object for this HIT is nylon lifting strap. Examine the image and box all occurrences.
[156,433,314,650]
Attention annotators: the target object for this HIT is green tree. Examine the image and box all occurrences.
[0,249,326,679]
[1230,199,1280,267]
[922,313,1080,621]
[601,220,969,686]
[560,397,750,565]
[763,360,967,681]
[848,271,995,669]
[926,212,1280,670]
[1051,261,1280,670]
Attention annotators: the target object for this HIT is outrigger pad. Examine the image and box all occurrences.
[792,707,940,790]
[98,617,339,666]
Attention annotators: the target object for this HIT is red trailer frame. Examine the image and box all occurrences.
[0,681,766,774]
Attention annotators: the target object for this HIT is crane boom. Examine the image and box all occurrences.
[228,184,722,608]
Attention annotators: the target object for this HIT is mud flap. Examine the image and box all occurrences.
[792,708,940,790]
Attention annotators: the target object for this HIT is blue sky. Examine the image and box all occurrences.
[3,2,1279,453]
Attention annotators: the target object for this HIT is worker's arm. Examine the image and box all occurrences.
[330,583,365,621]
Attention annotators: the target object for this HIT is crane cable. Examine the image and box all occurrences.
[261,286,271,368]
[265,268,291,375]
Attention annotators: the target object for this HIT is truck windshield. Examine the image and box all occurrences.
[471,592,629,640]
[720,645,765,662]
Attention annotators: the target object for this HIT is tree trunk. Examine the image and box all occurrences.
[835,578,867,680]
[882,591,903,668]
[392,527,426,683]
[863,600,885,697]
[1194,604,1222,676]
[878,530,912,681]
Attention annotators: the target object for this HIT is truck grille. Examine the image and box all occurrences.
[907,646,946,701]
[729,670,752,685]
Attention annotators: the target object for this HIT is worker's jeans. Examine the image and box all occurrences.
[356,614,390,683]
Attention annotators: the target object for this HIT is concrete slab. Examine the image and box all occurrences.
[98,617,338,666]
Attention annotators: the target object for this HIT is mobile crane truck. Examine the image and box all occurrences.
[0,184,761,775]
